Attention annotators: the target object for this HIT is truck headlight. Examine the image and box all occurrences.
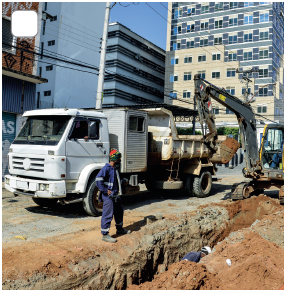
[39,184,49,191]
[5,178,10,185]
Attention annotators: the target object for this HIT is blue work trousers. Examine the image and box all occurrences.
[101,193,124,235]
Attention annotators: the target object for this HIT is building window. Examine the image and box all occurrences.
[200,38,208,47]
[214,36,223,45]
[212,53,221,61]
[259,87,268,96]
[184,55,192,63]
[44,2,47,10]
[187,6,195,16]
[44,90,51,96]
[230,2,238,9]
[212,71,220,79]
[171,57,179,65]
[46,65,53,71]
[37,92,40,108]
[186,40,194,48]
[169,91,177,99]
[43,20,46,35]
[260,2,269,4]
[275,108,279,115]
[201,5,209,14]
[229,35,237,44]
[244,2,253,7]
[2,18,16,53]
[173,8,182,19]
[244,31,253,42]
[215,19,223,29]
[183,90,191,98]
[226,108,234,114]
[228,52,237,61]
[242,87,251,95]
[187,23,195,32]
[227,69,236,77]
[173,41,181,50]
[213,108,219,115]
[198,55,206,62]
[215,3,223,11]
[40,42,44,59]
[200,21,209,31]
[244,51,253,60]
[244,14,253,25]
[170,74,178,82]
[259,48,269,59]
[226,87,236,95]
[174,26,182,35]
[260,31,269,40]
[260,12,269,22]
[259,69,268,78]
[198,70,206,79]
[229,17,238,26]
[184,72,192,81]
[48,40,55,46]
[39,67,42,76]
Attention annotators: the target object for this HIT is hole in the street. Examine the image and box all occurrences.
[102,195,281,290]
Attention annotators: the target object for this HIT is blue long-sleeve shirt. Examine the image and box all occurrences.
[95,163,119,195]
[181,251,201,262]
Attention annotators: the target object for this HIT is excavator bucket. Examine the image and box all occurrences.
[219,137,240,164]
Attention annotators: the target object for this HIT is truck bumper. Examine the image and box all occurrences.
[4,175,66,198]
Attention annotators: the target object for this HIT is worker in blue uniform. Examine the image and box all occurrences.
[181,246,211,262]
[96,149,131,243]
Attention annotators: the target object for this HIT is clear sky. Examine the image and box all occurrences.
[110,2,168,50]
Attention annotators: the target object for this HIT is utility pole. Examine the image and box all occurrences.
[236,68,259,102]
[96,2,113,109]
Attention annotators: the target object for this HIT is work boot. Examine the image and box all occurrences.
[102,234,117,243]
[116,228,131,235]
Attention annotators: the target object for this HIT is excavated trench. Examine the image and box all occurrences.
[3,195,283,290]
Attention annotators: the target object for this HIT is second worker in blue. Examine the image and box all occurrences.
[95,149,131,243]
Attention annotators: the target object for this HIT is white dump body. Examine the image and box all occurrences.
[144,108,226,162]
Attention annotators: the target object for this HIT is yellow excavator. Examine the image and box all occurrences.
[194,75,284,204]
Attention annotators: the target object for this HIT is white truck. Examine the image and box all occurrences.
[4,106,239,216]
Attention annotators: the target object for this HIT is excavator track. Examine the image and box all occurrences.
[231,183,247,200]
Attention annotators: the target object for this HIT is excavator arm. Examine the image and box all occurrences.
[194,74,261,177]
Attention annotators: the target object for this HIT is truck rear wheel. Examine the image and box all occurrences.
[184,174,194,196]
[83,177,103,216]
[193,171,212,198]
[32,197,58,207]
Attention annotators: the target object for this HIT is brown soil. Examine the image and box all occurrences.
[128,260,224,290]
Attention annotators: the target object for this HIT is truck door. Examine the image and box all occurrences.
[66,117,104,180]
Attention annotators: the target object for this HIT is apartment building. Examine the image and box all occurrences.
[103,22,165,106]
[36,2,105,109]
[165,2,284,136]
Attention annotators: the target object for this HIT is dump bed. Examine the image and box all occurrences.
[143,108,238,164]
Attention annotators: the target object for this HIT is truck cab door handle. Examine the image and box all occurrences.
[96,143,103,147]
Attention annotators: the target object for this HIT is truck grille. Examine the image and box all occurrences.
[12,156,45,172]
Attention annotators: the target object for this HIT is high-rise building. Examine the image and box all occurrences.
[102,22,165,106]
[36,2,105,109]
[165,2,284,137]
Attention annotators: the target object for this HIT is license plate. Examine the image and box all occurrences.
[17,181,28,189]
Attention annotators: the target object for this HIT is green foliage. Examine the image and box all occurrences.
[177,127,202,135]
[217,127,239,137]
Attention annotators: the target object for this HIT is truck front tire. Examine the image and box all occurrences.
[193,171,212,198]
[32,197,58,207]
[83,177,103,216]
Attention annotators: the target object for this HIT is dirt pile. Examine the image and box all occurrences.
[128,260,224,290]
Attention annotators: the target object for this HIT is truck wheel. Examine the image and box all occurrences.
[193,171,212,198]
[32,198,58,207]
[83,177,103,216]
[184,174,194,196]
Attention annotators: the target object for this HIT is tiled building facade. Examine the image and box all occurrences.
[165,2,284,126]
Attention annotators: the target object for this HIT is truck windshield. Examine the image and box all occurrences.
[13,115,71,145]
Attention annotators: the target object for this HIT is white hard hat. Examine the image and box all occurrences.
[201,246,211,255]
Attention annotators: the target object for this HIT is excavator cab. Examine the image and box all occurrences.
[260,124,284,171]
